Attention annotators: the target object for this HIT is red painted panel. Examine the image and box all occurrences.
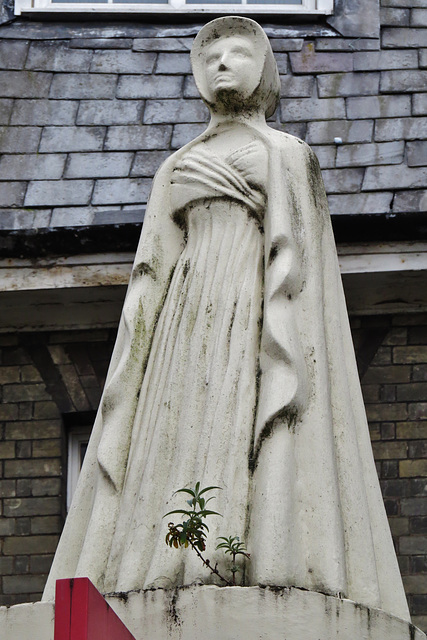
[54,578,136,640]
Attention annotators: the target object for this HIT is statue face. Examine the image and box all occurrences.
[205,35,259,102]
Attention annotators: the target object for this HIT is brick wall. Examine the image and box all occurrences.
[0,330,115,605]
[355,314,427,631]
[0,318,426,630]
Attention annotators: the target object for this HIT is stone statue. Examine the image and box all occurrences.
[43,16,410,623]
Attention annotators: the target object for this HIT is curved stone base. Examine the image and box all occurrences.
[0,586,425,640]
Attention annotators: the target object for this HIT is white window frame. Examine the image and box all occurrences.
[67,426,91,512]
[15,0,333,16]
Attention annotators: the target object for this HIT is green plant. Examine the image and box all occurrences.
[216,536,250,585]
[164,482,250,586]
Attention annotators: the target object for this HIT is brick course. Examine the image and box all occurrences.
[356,315,427,630]
[0,331,115,605]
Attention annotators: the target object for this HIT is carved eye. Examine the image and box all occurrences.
[206,54,220,66]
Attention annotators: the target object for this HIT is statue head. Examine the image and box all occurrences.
[191,17,280,119]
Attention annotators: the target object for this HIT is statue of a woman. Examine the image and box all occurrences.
[43,16,409,622]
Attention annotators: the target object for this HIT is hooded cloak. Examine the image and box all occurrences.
[43,17,409,623]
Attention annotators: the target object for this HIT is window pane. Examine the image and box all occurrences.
[113,0,169,3]
[187,0,240,3]
[52,0,108,3]
[247,0,303,3]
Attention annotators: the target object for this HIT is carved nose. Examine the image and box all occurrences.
[218,61,227,71]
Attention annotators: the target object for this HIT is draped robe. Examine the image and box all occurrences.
[43,123,410,623]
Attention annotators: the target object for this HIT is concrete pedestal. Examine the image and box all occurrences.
[0,585,425,640]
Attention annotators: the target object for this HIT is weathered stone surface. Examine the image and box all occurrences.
[30,555,55,573]
[32,440,62,458]
[117,75,183,99]
[0,404,19,421]
[380,8,410,27]
[310,145,336,168]
[30,516,62,535]
[375,117,427,141]
[77,100,142,126]
[382,28,427,48]
[366,403,407,421]
[400,461,427,480]
[105,124,172,150]
[336,141,404,167]
[11,100,78,126]
[133,38,192,52]
[382,0,425,6]
[0,126,41,153]
[364,364,412,384]
[171,123,208,149]
[413,93,427,115]
[90,50,156,74]
[394,346,427,363]
[411,9,427,27]
[0,183,27,208]
[0,154,66,180]
[26,42,92,72]
[273,53,288,74]
[314,38,380,52]
[280,97,345,122]
[271,39,303,52]
[156,52,191,74]
[363,165,427,190]
[280,75,315,98]
[419,50,427,70]
[4,459,61,479]
[408,439,427,458]
[327,0,380,38]
[354,50,417,71]
[3,534,59,555]
[39,126,106,152]
[183,76,200,99]
[275,122,307,140]
[70,38,132,49]
[0,71,52,98]
[322,168,364,193]
[381,70,427,92]
[346,95,411,119]
[372,441,408,460]
[0,98,13,124]
[327,191,392,215]
[131,151,171,177]
[3,575,47,595]
[0,41,28,69]
[92,178,152,205]
[50,208,93,227]
[24,180,93,207]
[0,441,15,458]
[3,497,60,517]
[31,478,62,496]
[49,74,116,100]
[144,99,208,124]
[408,403,427,421]
[65,152,133,179]
[306,119,373,144]
[1,588,424,640]
[407,142,427,167]
[318,72,380,98]
[289,43,353,73]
